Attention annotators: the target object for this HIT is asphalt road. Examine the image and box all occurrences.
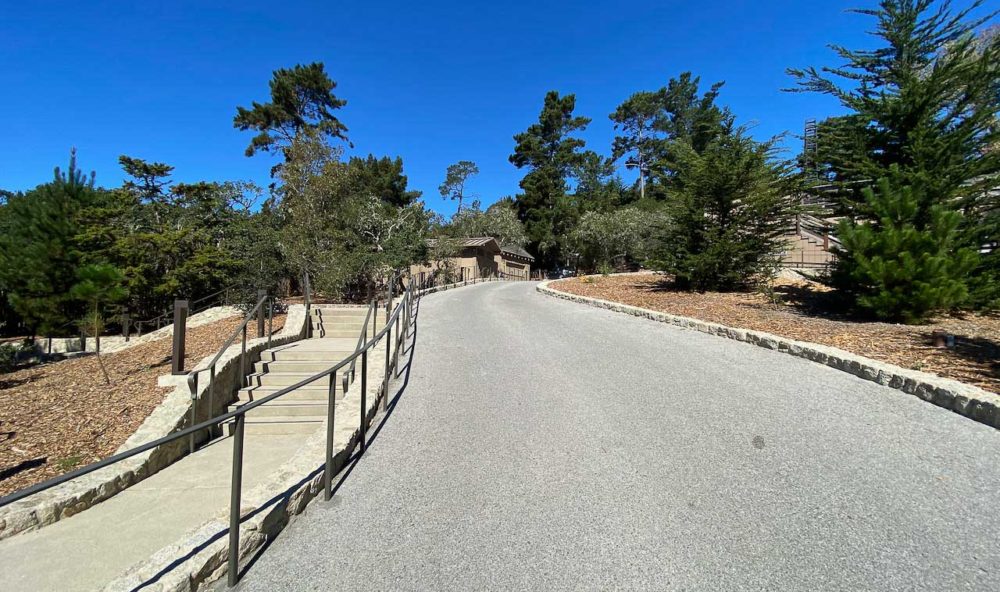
[238,281,1000,591]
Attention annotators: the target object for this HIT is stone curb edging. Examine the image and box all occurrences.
[0,306,308,541]
[104,318,401,592]
[537,280,1000,431]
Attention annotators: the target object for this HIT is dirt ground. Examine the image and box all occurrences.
[553,274,999,395]
[0,313,286,496]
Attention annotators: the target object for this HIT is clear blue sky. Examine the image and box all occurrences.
[2,0,993,216]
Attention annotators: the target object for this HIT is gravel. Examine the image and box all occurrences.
[238,282,1000,591]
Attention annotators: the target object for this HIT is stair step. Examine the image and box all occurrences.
[249,371,358,387]
[239,383,345,400]
[228,416,324,435]
[260,349,355,362]
[311,330,368,338]
[254,360,355,374]
[228,399,328,418]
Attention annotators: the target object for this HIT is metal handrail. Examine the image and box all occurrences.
[0,283,410,507]
[348,297,377,382]
[0,276,418,588]
[183,291,274,451]
[130,282,240,336]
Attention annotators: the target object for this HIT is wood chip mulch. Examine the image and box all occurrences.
[554,274,999,395]
[0,313,287,496]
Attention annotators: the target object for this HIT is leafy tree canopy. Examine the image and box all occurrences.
[439,160,479,213]
[234,62,348,163]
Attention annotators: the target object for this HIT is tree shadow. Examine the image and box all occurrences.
[641,274,867,323]
[0,457,47,482]
[923,332,1000,380]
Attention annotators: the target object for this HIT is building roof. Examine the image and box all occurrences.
[500,244,535,261]
[426,237,500,249]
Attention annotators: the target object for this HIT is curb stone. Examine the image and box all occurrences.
[537,280,1000,431]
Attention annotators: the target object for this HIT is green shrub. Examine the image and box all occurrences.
[831,178,978,324]
[0,342,22,373]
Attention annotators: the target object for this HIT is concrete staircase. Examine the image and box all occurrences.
[228,306,383,435]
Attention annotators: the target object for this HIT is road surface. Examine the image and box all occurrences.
[239,281,1000,591]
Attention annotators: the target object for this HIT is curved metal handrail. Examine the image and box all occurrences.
[0,278,413,510]
[0,275,419,589]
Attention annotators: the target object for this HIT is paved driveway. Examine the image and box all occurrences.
[239,281,1000,591]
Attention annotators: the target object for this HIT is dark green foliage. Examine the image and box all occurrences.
[610,91,660,199]
[277,132,429,300]
[651,125,798,291]
[443,201,528,247]
[0,150,95,334]
[788,0,1000,310]
[510,91,591,268]
[439,161,479,213]
[832,177,978,323]
[71,263,127,365]
[347,155,421,207]
[109,158,247,320]
[0,342,27,373]
[610,72,730,201]
[234,62,348,162]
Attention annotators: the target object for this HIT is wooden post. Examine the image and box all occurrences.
[171,299,189,375]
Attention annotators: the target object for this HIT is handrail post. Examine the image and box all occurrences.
[227,413,245,587]
[324,371,336,500]
[304,272,312,338]
[394,313,401,378]
[267,298,273,349]
[188,372,198,454]
[360,352,368,454]
[256,290,266,338]
[384,320,391,411]
[240,326,247,388]
[171,299,189,375]
[205,364,215,421]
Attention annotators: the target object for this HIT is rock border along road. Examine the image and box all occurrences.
[239,281,1000,591]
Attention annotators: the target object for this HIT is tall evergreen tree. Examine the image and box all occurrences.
[439,160,479,213]
[0,150,96,334]
[346,155,421,208]
[509,91,590,268]
[651,123,798,291]
[234,62,348,174]
[610,91,660,200]
[788,0,1000,313]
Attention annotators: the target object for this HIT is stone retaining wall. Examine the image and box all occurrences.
[102,281,477,591]
[538,280,1000,431]
[0,306,308,541]
[105,319,398,592]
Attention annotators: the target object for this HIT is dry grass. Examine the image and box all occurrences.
[555,274,999,394]
[0,313,286,496]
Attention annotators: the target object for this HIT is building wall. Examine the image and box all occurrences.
[411,246,500,282]
[495,254,532,278]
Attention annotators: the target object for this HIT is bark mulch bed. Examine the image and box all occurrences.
[0,313,286,496]
[554,274,999,395]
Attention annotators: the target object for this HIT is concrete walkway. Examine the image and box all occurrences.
[0,308,375,591]
[240,281,1000,591]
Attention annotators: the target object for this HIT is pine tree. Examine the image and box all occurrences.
[832,176,977,323]
[0,150,96,334]
[510,91,590,269]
